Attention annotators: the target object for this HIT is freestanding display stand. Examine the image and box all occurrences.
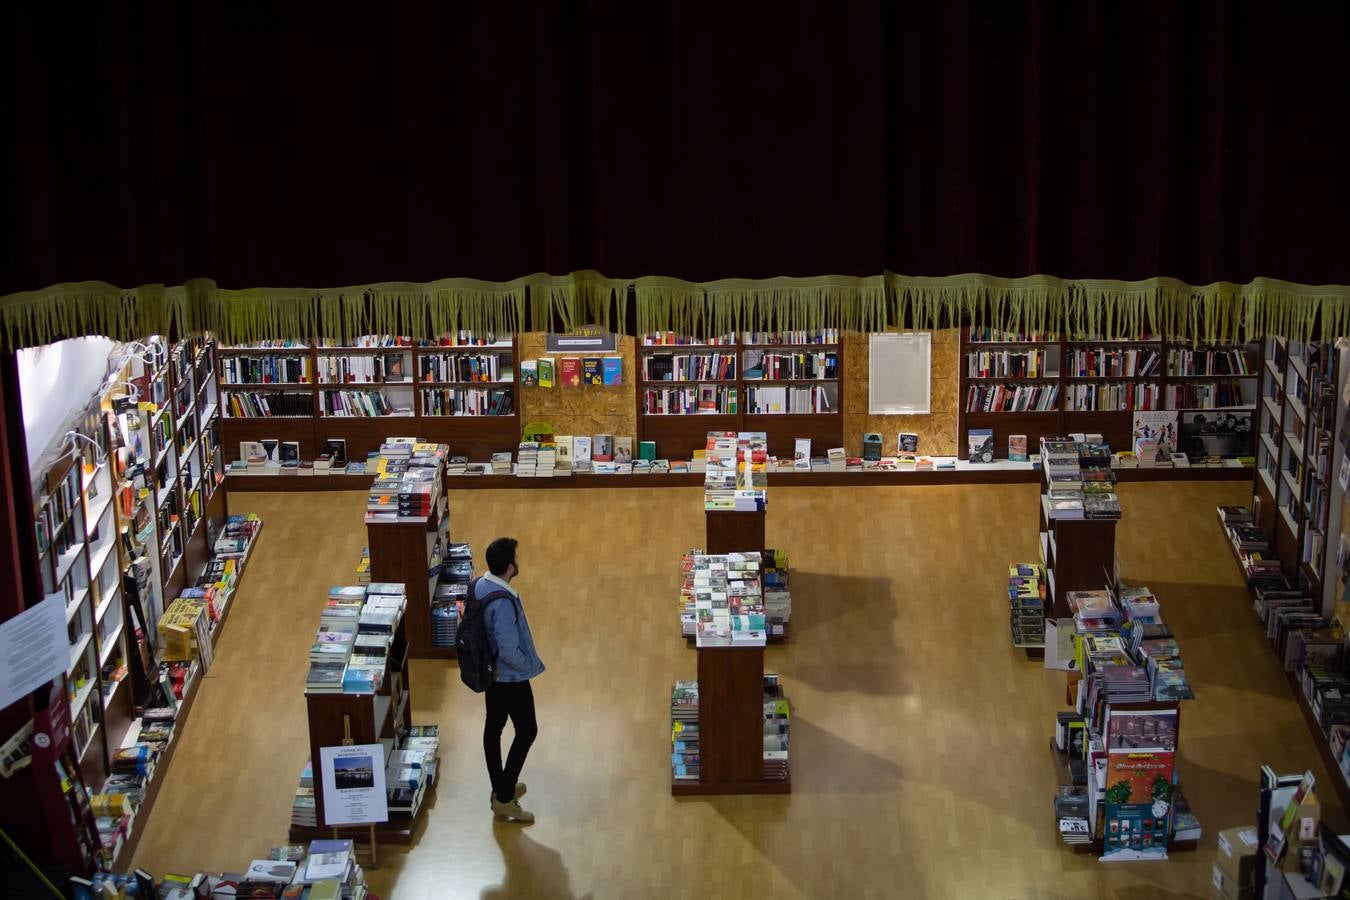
[705,510,766,555]
[671,645,790,796]
[367,495,451,660]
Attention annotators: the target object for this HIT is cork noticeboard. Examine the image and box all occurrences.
[518,332,638,440]
[842,328,960,456]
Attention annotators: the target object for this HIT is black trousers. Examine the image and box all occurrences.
[484,679,537,803]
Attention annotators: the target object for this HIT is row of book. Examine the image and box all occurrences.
[1063,348,1161,378]
[642,384,738,415]
[1009,562,1046,648]
[520,355,622,387]
[366,439,445,523]
[225,390,314,418]
[432,543,473,648]
[678,549,791,644]
[743,350,838,380]
[315,353,410,384]
[966,348,1055,379]
[113,836,370,899]
[644,329,839,346]
[418,351,513,383]
[744,384,835,414]
[305,584,407,693]
[1164,381,1249,409]
[320,389,411,418]
[1042,438,1121,521]
[669,676,793,784]
[1167,347,1253,376]
[1063,382,1163,412]
[964,383,1060,412]
[643,352,737,382]
[685,552,767,646]
[704,431,767,511]
[419,386,514,416]
[220,354,312,384]
[87,704,176,867]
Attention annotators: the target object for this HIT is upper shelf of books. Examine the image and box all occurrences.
[641,329,840,348]
[220,333,513,352]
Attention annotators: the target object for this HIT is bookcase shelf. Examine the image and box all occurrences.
[958,329,1261,460]
[219,335,521,461]
[637,333,843,460]
[367,497,452,661]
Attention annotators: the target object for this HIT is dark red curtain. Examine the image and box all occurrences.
[5,1,1349,296]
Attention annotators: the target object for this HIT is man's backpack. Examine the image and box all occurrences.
[456,578,515,692]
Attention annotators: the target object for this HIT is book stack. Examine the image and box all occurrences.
[355,546,370,585]
[490,451,513,475]
[445,455,467,476]
[703,432,738,510]
[762,549,791,638]
[158,597,214,670]
[397,467,441,522]
[1217,505,1253,527]
[535,443,557,478]
[307,586,363,692]
[690,552,766,647]
[1117,586,1161,624]
[516,442,539,477]
[671,681,700,783]
[1055,785,1092,845]
[291,761,316,829]
[1066,590,1121,633]
[678,549,700,638]
[297,838,366,900]
[432,584,463,648]
[1100,664,1153,702]
[1009,562,1046,647]
[763,673,790,782]
[735,432,769,511]
[214,513,263,560]
[378,436,416,464]
[389,725,441,821]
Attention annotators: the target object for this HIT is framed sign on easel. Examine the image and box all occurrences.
[318,715,389,867]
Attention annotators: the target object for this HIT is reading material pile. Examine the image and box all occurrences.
[1009,562,1046,647]
[305,583,407,694]
[703,431,738,510]
[214,512,263,561]
[670,681,700,783]
[388,724,441,822]
[690,552,766,647]
[763,673,791,782]
[291,760,316,828]
[516,441,540,477]
[761,549,791,638]
[366,438,445,523]
[432,542,473,648]
[734,432,769,510]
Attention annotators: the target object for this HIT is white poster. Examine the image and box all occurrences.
[319,743,389,827]
[0,593,72,711]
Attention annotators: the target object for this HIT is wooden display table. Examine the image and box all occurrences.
[367,497,453,660]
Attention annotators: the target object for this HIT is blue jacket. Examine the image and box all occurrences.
[478,573,545,683]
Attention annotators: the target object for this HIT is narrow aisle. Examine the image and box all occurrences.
[129,482,1340,899]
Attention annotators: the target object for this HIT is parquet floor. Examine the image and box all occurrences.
[129,481,1345,899]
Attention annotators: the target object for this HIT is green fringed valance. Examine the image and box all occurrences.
[3,272,1350,350]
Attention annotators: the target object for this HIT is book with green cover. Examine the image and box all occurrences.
[537,358,555,388]
[639,440,657,461]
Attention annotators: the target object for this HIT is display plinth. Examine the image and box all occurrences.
[367,500,451,660]
[671,645,791,796]
[705,509,766,554]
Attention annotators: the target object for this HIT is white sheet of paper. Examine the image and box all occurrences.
[0,592,71,711]
[319,742,389,826]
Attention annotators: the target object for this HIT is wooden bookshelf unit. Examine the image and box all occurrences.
[638,331,843,460]
[958,328,1260,460]
[219,335,521,462]
[367,495,453,661]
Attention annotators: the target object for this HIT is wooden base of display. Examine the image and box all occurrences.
[671,778,791,796]
[408,646,457,660]
[705,509,766,554]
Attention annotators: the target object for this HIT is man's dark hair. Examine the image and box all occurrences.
[486,537,518,577]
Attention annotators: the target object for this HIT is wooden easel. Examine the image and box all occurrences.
[333,715,379,868]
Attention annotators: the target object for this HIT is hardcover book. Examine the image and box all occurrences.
[967,428,995,464]
[582,357,603,385]
[614,436,634,464]
[537,358,555,388]
[560,357,582,387]
[862,433,883,461]
[639,440,657,461]
[602,356,623,385]
[592,434,614,462]
[896,432,918,459]
[1008,434,1028,461]
[520,359,538,386]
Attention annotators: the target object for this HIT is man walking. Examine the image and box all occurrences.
[479,537,543,823]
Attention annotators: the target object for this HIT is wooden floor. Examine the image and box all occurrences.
[130,482,1346,899]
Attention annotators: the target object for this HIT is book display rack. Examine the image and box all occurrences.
[220,334,521,463]
[292,583,441,845]
[1038,439,1120,622]
[959,328,1260,459]
[639,330,843,460]
[364,439,454,660]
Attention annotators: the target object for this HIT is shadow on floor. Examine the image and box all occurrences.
[480,826,591,900]
[787,572,907,697]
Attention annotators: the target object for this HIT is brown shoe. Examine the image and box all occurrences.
[488,783,526,807]
[491,797,535,824]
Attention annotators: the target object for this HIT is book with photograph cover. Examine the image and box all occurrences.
[967,428,995,464]
[1008,434,1028,461]
[896,433,918,460]
[537,358,555,388]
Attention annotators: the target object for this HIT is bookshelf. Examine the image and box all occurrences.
[219,334,521,462]
[1037,441,1119,623]
[1252,337,1344,592]
[637,331,843,460]
[367,494,451,661]
[292,593,427,844]
[959,329,1261,459]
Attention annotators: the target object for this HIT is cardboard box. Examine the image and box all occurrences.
[1210,863,1257,900]
[1216,826,1259,887]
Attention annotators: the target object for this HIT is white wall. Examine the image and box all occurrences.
[18,337,118,469]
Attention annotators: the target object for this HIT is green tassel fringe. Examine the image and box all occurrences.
[3,272,1350,350]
